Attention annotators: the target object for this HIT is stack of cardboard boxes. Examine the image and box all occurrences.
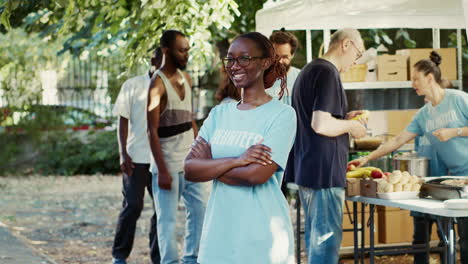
[342,204,438,246]
[377,48,457,82]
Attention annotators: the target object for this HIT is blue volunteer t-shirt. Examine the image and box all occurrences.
[407,89,468,176]
[197,99,297,264]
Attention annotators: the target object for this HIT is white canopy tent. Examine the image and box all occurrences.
[256,0,465,33]
[256,0,466,89]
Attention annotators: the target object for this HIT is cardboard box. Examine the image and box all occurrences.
[377,55,407,81]
[342,210,379,247]
[377,209,440,244]
[360,179,377,198]
[346,178,361,197]
[378,209,414,243]
[366,110,419,138]
[385,110,419,137]
[396,48,457,80]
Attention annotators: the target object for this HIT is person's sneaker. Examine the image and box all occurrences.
[112,258,127,264]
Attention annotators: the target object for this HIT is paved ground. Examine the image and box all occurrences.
[0,225,51,264]
[0,175,452,264]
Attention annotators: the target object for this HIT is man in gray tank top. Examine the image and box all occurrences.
[147,30,208,264]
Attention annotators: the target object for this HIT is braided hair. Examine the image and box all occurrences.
[234,32,287,99]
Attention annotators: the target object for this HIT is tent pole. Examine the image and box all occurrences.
[457,29,463,90]
[432,28,440,49]
[306,30,312,62]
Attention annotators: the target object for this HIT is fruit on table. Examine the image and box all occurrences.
[350,110,370,121]
[370,170,384,179]
[347,161,360,171]
[346,168,368,178]
[346,166,382,178]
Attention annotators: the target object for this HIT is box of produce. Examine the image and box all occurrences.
[360,178,378,198]
[346,164,385,197]
[346,178,361,197]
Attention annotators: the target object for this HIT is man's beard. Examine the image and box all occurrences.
[169,51,187,70]
[283,63,291,73]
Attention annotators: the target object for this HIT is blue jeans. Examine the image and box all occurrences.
[152,164,209,264]
[299,187,345,264]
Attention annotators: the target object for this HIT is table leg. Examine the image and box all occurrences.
[436,216,450,264]
[447,218,455,264]
[361,203,366,264]
[369,204,375,264]
[353,201,358,264]
[425,215,430,260]
[296,196,301,264]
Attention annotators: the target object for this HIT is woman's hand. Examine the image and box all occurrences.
[236,144,273,166]
[432,128,457,142]
[190,137,212,159]
[348,156,369,169]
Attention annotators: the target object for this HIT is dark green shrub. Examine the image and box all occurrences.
[35,130,120,175]
[0,130,120,176]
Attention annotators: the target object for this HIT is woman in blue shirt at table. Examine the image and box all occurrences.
[351,51,468,264]
[184,32,297,264]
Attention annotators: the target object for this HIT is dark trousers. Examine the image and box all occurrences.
[112,163,160,264]
[413,215,468,264]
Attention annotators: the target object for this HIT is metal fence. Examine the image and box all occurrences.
[1,55,207,127]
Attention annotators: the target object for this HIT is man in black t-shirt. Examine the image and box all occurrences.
[285,28,368,263]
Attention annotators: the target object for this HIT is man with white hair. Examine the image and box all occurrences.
[285,28,368,263]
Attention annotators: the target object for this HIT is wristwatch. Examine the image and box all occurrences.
[457,127,463,136]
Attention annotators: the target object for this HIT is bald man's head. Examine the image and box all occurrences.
[324,28,364,73]
[328,28,363,51]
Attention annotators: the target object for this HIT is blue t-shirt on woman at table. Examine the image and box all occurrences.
[408,89,468,176]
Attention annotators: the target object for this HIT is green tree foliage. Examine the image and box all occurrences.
[0,28,71,107]
[0,0,240,69]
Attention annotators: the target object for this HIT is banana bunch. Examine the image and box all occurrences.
[350,110,370,121]
[346,166,384,179]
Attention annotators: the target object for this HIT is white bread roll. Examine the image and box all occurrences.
[377,181,386,193]
[403,183,412,192]
[388,170,403,184]
[400,171,411,184]
[412,183,421,192]
[384,183,394,193]
[378,181,394,193]
[410,175,420,184]
[394,183,403,192]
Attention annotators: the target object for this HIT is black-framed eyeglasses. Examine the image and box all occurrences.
[222,56,265,68]
[349,40,363,60]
